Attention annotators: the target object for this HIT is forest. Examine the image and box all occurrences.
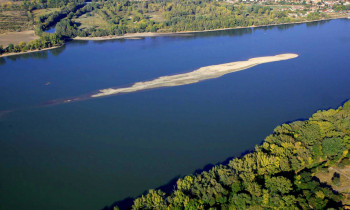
[51,0,327,37]
[119,100,350,209]
[0,0,330,55]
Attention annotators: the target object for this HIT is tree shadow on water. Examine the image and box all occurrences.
[101,176,181,210]
[101,146,257,210]
[100,99,350,210]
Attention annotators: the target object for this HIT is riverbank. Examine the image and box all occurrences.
[73,16,348,41]
[0,16,346,58]
[0,45,64,58]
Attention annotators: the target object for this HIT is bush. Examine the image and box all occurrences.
[332,172,341,186]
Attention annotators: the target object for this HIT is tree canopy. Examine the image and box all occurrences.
[124,100,350,209]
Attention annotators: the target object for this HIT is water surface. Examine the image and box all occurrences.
[0,19,350,210]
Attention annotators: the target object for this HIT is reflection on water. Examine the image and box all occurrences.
[51,44,67,56]
[7,50,49,61]
[305,19,330,27]
[0,45,68,64]
[45,26,56,33]
[0,21,307,66]
[0,19,342,66]
[0,57,5,65]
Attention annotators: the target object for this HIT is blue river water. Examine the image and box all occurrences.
[0,19,349,210]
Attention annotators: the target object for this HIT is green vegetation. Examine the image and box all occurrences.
[333,4,350,12]
[0,33,63,54]
[0,10,31,33]
[52,0,329,37]
[0,0,347,55]
[34,0,85,31]
[123,100,350,209]
[0,0,80,55]
[332,172,341,187]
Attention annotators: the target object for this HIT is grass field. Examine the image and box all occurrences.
[73,13,109,30]
[32,8,60,18]
[0,30,38,47]
[148,11,165,22]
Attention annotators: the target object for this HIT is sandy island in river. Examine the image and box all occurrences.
[91,53,298,98]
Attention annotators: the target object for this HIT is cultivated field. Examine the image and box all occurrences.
[0,10,31,33]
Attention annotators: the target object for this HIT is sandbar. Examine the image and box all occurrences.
[91,53,298,98]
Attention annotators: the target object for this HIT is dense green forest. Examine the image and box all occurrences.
[117,100,350,209]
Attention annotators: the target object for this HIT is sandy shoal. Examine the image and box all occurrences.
[91,53,298,98]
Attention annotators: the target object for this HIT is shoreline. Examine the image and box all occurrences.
[73,16,347,41]
[0,45,64,58]
[0,16,346,57]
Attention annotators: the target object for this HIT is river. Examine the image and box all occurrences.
[0,19,349,210]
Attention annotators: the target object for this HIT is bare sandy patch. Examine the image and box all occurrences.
[91,53,298,98]
[0,30,38,47]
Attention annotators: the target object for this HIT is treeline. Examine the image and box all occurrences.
[36,0,85,31]
[0,33,63,55]
[333,4,350,11]
[0,0,83,12]
[0,0,86,33]
[1,0,85,11]
[46,0,330,38]
[123,100,350,209]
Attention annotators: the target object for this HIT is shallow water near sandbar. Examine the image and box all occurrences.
[0,19,350,210]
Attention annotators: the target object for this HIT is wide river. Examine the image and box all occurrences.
[0,19,349,210]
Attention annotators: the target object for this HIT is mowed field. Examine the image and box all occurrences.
[0,30,38,46]
[73,13,109,30]
[32,8,60,17]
